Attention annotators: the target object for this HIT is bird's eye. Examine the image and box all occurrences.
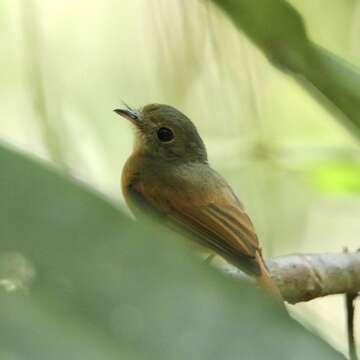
[157,127,174,142]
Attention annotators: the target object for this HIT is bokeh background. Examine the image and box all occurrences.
[1,0,360,356]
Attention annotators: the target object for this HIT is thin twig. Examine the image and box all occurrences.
[345,292,358,360]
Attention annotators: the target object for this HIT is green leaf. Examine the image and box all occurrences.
[211,0,360,138]
[0,144,343,359]
[310,161,360,193]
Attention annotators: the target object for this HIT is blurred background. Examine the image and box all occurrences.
[1,0,360,355]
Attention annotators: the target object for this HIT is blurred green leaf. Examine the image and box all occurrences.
[310,161,360,193]
[211,0,360,138]
[0,144,344,359]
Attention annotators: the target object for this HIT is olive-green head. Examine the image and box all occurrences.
[115,103,207,163]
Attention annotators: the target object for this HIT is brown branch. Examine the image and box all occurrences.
[268,253,360,304]
[222,252,360,304]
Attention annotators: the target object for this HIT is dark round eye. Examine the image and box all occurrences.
[157,127,174,142]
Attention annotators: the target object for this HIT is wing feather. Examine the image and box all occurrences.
[206,204,258,255]
[125,181,261,276]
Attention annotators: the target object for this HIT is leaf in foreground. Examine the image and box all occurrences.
[0,144,343,359]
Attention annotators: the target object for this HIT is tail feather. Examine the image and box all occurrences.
[255,251,283,301]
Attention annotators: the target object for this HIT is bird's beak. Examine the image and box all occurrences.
[114,108,141,126]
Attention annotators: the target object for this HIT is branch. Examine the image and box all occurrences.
[223,252,360,304]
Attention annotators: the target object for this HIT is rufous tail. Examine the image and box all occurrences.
[255,251,283,301]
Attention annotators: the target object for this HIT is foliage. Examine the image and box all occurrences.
[310,161,360,193]
[1,0,360,356]
[212,0,360,138]
[0,144,344,359]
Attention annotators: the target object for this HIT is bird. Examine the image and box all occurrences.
[115,103,282,299]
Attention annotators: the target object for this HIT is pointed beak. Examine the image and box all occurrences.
[114,108,141,125]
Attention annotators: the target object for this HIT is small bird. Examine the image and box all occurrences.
[115,103,281,298]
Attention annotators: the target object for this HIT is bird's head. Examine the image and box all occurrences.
[115,104,207,163]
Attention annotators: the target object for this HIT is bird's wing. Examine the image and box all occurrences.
[126,180,261,276]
